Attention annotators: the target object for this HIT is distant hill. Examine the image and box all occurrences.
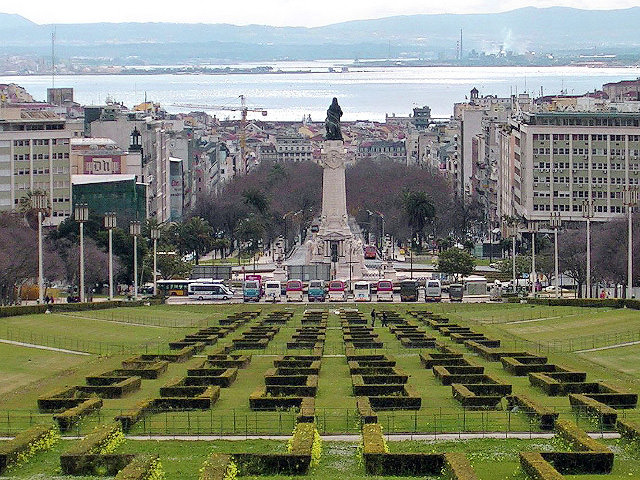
[1,7,640,62]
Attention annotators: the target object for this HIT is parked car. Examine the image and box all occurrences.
[243,280,262,302]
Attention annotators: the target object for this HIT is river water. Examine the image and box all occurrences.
[3,64,640,121]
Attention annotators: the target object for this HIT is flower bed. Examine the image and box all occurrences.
[0,425,59,474]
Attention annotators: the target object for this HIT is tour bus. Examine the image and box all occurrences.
[424,279,442,302]
[285,279,304,302]
[243,280,262,302]
[328,280,347,302]
[449,283,464,302]
[157,279,190,296]
[264,281,282,303]
[376,279,394,302]
[188,282,233,301]
[399,279,419,302]
[307,280,326,302]
[353,281,371,302]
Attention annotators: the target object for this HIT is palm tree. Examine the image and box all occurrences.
[402,190,435,251]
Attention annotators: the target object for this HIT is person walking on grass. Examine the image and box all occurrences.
[370,309,376,327]
[381,311,388,327]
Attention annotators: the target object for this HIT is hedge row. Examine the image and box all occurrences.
[0,299,164,318]
[181,368,239,388]
[198,453,234,480]
[513,297,640,309]
[519,451,563,480]
[569,394,618,427]
[442,452,478,480]
[617,418,640,440]
[206,354,251,369]
[79,375,142,398]
[555,419,612,454]
[501,355,556,376]
[53,397,103,432]
[0,425,58,474]
[361,423,477,478]
[506,394,558,430]
[64,423,123,456]
[113,454,162,480]
[116,359,169,379]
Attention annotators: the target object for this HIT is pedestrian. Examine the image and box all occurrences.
[44,295,50,304]
[370,309,376,327]
[382,311,388,327]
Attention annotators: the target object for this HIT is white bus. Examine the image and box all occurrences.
[188,282,233,301]
[353,281,371,302]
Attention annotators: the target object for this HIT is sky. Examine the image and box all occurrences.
[2,0,640,27]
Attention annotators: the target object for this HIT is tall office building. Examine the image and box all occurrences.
[0,108,72,225]
[500,112,640,223]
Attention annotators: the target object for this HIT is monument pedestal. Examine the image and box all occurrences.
[307,140,366,282]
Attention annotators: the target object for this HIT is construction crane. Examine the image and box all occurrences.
[171,95,267,175]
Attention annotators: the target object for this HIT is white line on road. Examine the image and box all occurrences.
[574,340,640,353]
[0,338,91,356]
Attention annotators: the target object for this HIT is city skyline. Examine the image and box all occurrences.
[3,0,640,27]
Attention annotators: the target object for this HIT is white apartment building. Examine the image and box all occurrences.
[500,112,640,224]
[0,108,72,225]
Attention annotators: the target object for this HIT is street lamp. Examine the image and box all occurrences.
[550,212,562,299]
[130,220,141,300]
[582,200,594,298]
[104,212,117,300]
[32,192,48,304]
[529,221,539,297]
[74,203,89,303]
[150,226,160,296]
[624,186,639,299]
[508,224,518,294]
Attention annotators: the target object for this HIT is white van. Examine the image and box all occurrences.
[188,282,233,301]
[353,281,371,302]
[425,279,442,302]
[264,281,282,302]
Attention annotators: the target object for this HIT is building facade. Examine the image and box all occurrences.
[500,112,640,224]
[0,108,72,225]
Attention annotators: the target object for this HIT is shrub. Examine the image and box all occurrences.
[617,418,640,441]
[555,420,611,453]
[442,452,478,480]
[0,425,59,473]
[519,452,563,480]
[114,455,164,480]
[199,453,234,480]
[287,423,321,467]
[63,423,124,456]
[53,397,103,432]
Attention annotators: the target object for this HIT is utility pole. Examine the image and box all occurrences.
[550,213,562,299]
[624,186,639,299]
[582,200,593,298]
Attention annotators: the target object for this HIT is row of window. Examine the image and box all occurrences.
[534,134,640,142]
[532,203,622,213]
[534,176,638,185]
[13,153,70,161]
[13,139,70,147]
[15,169,49,175]
[535,162,637,171]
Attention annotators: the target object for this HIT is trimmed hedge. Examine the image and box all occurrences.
[519,451,563,480]
[115,359,169,379]
[555,419,612,454]
[113,454,161,480]
[510,297,640,309]
[53,397,103,432]
[568,394,618,428]
[115,399,154,432]
[617,418,640,440]
[79,375,142,398]
[0,299,163,318]
[442,452,478,480]
[63,423,123,456]
[199,453,233,480]
[356,397,378,424]
[506,394,558,430]
[0,424,58,474]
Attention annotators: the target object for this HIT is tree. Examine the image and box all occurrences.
[170,217,215,265]
[0,213,64,304]
[498,255,532,278]
[558,228,587,297]
[235,215,266,255]
[402,190,435,251]
[437,248,475,281]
